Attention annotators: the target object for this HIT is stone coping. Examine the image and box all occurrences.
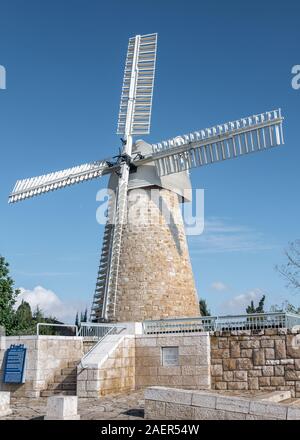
[4,335,83,341]
[144,386,300,420]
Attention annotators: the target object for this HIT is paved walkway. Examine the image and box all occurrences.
[1,390,145,420]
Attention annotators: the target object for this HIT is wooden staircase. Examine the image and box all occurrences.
[40,361,78,397]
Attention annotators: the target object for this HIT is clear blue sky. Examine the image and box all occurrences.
[0,0,299,322]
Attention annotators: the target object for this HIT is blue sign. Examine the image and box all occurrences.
[3,344,27,384]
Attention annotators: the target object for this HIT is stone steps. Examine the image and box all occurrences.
[53,374,77,383]
[41,390,76,397]
[41,360,79,397]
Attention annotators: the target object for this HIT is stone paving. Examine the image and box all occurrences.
[0,390,145,420]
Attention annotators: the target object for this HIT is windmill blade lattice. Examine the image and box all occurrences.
[9,160,111,203]
[117,33,157,136]
[151,109,284,177]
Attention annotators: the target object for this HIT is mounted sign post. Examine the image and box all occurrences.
[3,344,27,384]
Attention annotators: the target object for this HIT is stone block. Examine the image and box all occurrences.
[229,341,241,358]
[223,371,234,381]
[144,387,193,405]
[266,360,280,365]
[249,401,287,419]
[158,366,181,376]
[280,359,294,365]
[165,402,194,420]
[145,400,166,419]
[287,346,300,359]
[182,374,210,389]
[211,364,223,376]
[274,340,287,359]
[215,382,227,390]
[287,406,300,420]
[216,396,250,414]
[264,329,279,336]
[253,349,265,366]
[262,366,274,376]
[248,377,259,390]
[135,336,157,347]
[234,370,248,381]
[285,370,300,380]
[218,338,229,349]
[265,348,275,360]
[45,396,80,420]
[270,377,285,386]
[295,359,300,370]
[223,359,237,371]
[248,369,262,377]
[210,336,219,350]
[136,366,158,376]
[236,358,252,370]
[259,377,271,386]
[140,356,161,367]
[274,365,285,376]
[181,365,209,376]
[191,392,217,409]
[193,407,226,420]
[227,381,248,390]
[0,392,12,417]
[240,349,252,358]
[261,339,275,348]
[210,349,229,359]
[136,346,160,357]
[259,390,291,402]
[240,340,259,349]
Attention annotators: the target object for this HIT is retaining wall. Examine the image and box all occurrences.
[0,336,83,397]
[211,328,300,397]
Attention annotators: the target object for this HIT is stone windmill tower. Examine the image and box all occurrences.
[8,33,284,323]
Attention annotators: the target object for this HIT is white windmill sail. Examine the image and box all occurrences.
[117,33,157,136]
[91,33,158,321]
[9,160,112,203]
[151,109,284,176]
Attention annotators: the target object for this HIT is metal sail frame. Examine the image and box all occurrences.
[91,33,158,321]
[7,32,285,324]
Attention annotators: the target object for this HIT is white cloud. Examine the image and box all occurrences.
[188,217,277,254]
[218,288,265,315]
[211,281,228,291]
[16,285,85,323]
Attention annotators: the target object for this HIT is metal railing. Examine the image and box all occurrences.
[77,322,122,340]
[143,316,217,335]
[79,324,126,369]
[143,312,300,335]
[36,323,78,336]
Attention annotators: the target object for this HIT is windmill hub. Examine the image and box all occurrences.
[8,33,285,324]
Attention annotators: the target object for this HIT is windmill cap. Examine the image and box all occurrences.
[128,140,192,202]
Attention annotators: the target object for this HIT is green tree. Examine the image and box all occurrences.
[15,300,33,331]
[0,255,20,335]
[199,299,211,316]
[246,295,265,314]
[75,312,79,327]
[83,308,88,322]
[276,240,300,293]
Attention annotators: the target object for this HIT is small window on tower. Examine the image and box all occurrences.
[161,346,179,366]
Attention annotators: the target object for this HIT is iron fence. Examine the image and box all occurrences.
[77,322,123,340]
[143,312,300,335]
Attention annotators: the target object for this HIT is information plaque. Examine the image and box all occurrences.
[3,344,27,384]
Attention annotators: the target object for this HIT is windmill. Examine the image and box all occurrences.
[9,33,284,323]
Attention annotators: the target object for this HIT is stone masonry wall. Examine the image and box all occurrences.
[109,187,200,322]
[211,329,300,397]
[77,336,135,397]
[135,333,210,390]
[0,336,83,397]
